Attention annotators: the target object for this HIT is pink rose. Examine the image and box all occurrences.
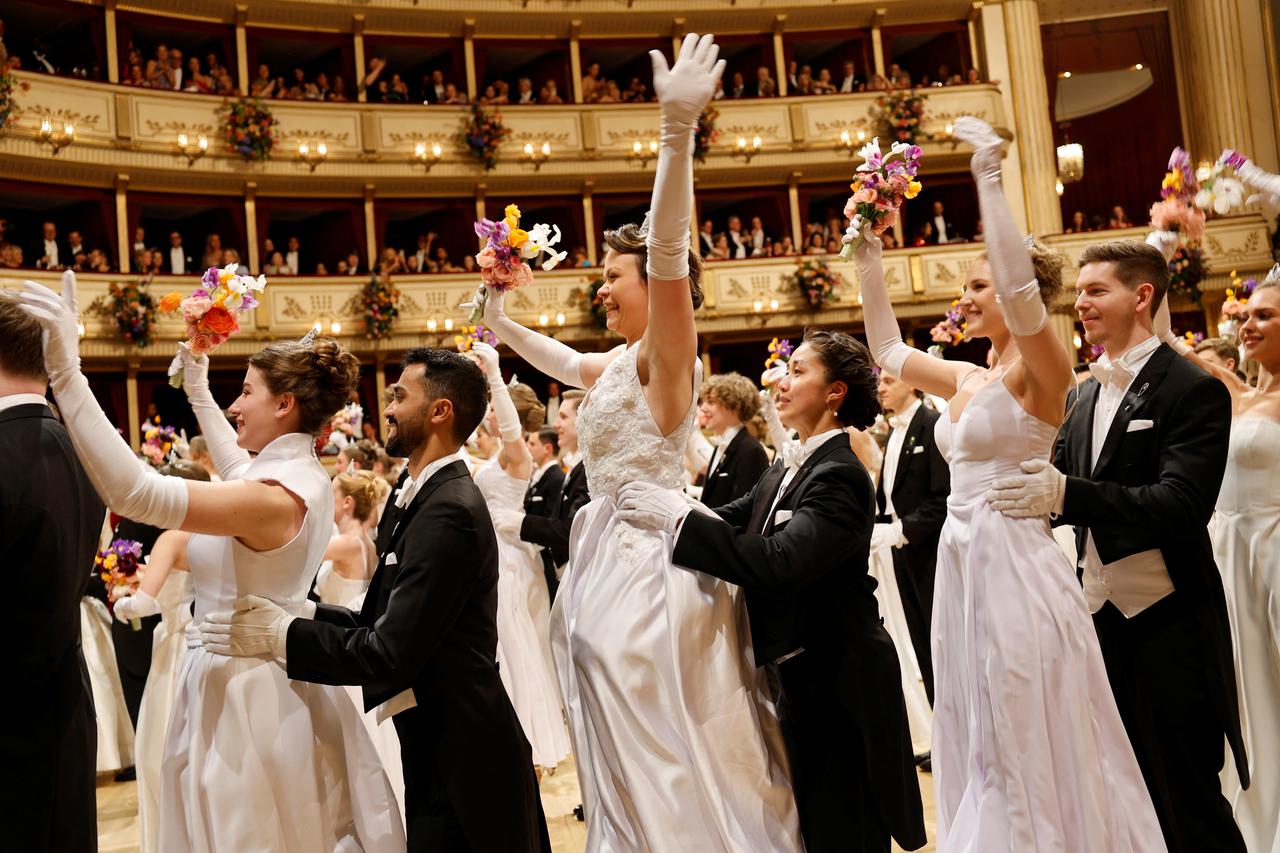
[189,333,214,355]
[851,187,878,205]
[209,333,227,347]
[512,263,534,288]
[182,296,213,318]
[489,262,515,284]
[476,246,498,269]
[843,198,859,219]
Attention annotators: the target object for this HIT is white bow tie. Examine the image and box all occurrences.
[780,440,807,471]
[393,480,415,509]
[1089,359,1134,389]
[888,413,913,431]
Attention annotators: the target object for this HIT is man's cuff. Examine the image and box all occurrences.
[274,613,298,664]
[1052,476,1066,516]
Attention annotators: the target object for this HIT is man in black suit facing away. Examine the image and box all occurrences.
[873,372,949,707]
[988,239,1246,852]
[524,426,565,598]
[1,288,103,852]
[698,372,770,507]
[201,347,550,853]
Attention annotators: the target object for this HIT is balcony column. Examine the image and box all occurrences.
[375,353,388,442]
[464,20,478,100]
[582,181,597,265]
[105,0,120,84]
[474,182,487,249]
[1047,308,1077,363]
[114,173,129,273]
[244,181,259,275]
[966,2,983,78]
[364,184,378,269]
[871,8,886,79]
[353,14,367,104]
[235,5,250,96]
[126,361,140,451]
[999,0,1061,236]
[570,21,584,104]
[788,172,803,249]
[773,15,788,96]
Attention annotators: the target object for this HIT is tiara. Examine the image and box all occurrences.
[1024,233,1036,249]
[1264,262,1280,287]
[299,323,319,347]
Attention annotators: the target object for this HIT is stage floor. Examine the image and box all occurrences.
[96,756,938,851]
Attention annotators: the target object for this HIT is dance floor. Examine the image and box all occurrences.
[96,758,938,851]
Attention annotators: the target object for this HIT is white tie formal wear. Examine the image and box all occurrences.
[169,247,186,275]
[881,399,922,520]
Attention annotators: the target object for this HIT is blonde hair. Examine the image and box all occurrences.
[334,469,388,522]
[700,372,761,423]
[506,382,546,433]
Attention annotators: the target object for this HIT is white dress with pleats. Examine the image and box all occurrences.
[80,595,135,772]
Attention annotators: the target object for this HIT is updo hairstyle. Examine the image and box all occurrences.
[247,338,361,434]
[801,328,882,430]
[505,382,547,433]
[334,469,388,522]
[603,222,705,309]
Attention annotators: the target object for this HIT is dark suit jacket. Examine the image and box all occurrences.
[162,249,194,275]
[875,403,949,574]
[674,434,925,850]
[1052,344,1247,786]
[286,459,546,851]
[701,428,770,509]
[520,459,588,567]
[2,403,102,852]
[925,217,958,243]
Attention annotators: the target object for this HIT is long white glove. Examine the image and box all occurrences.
[987,458,1065,518]
[1230,150,1280,207]
[851,221,915,378]
[199,594,293,661]
[953,117,1045,337]
[113,589,161,623]
[1146,230,1194,356]
[176,343,252,480]
[473,287,586,389]
[758,390,794,456]
[471,341,523,442]
[646,33,725,281]
[491,507,524,536]
[871,520,907,552]
[17,281,188,530]
[616,481,693,535]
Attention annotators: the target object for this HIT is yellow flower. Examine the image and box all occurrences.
[905,179,922,199]
[158,291,183,313]
[104,554,118,570]
[507,228,529,249]
[504,203,522,230]
[218,269,233,284]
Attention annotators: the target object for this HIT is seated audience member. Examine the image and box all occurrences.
[1108,205,1132,229]
[708,235,731,260]
[581,63,602,102]
[1067,211,1090,233]
[812,69,837,95]
[444,83,467,105]
[314,263,328,276]
[754,66,777,97]
[540,81,564,105]
[263,251,291,276]
[515,78,536,104]
[328,76,349,101]
[345,252,362,275]
[805,232,827,254]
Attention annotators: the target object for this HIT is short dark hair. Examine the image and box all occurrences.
[602,222,704,309]
[0,294,47,381]
[400,347,488,443]
[801,328,881,430]
[1078,240,1171,312]
[536,427,559,454]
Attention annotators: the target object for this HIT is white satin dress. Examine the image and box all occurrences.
[159,433,405,853]
[868,544,933,754]
[930,376,1166,852]
[475,456,571,769]
[79,595,134,772]
[552,344,801,852]
[1212,417,1280,853]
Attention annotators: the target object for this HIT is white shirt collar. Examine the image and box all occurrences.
[712,424,742,447]
[887,398,922,431]
[1103,334,1161,372]
[0,393,49,414]
[394,448,466,508]
[532,458,558,484]
[562,449,582,469]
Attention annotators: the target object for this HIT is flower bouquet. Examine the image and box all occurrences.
[1195,151,1246,215]
[876,89,928,146]
[97,538,145,630]
[0,57,31,130]
[221,96,277,161]
[455,324,499,353]
[141,420,178,467]
[1149,147,1205,240]
[839,138,923,258]
[1218,269,1258,338]
[362,273,399,340]
[1167,245,1208,305]
[760,337,793,388]
[928,300,967,356]
[160,265,267,388]
[460,104,511,171]
[468,203,568,323]
[790,257,843,310]
[321,402,363,454]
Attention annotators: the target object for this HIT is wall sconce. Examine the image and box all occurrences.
[1056,142,1084,184]
[752,296,780,323]
[76,320,86,338]
[837,128,868,157]
[413,141,443,171]
[522,141,552,170]
[176,132,209,166]
[38,114,76,155]
[537,310,567,329]
[734,135,762,163]
[297,140,328,172]
[629,139,658,167]
[425,316,455,333]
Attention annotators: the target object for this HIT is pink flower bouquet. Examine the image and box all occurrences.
[839,138,923,258]
[468,204,567,323]
[160,265,267,387]
[1148,147,1206,240]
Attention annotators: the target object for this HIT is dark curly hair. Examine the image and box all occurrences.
[247,338,361,434]
[602,221,705,309]
[801,328,881,430]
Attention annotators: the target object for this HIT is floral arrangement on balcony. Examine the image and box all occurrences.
[928,299,966,356]
[0,58,30,131]
[839,137,922,258]
[1167,244,1208,304]
[221,96,278,161]
[1149,147,1205,240]
[361,273,400,340]
[694,107,719,163]
[789,257,842,310]
[460,104,511,171]
[91,277,157,348]
[876,89,928,146]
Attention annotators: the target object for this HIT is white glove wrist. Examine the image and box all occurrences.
[114,589,161,622]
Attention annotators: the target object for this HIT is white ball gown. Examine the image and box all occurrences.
[474,456,571,769]
[551,344,801,851]
[868,544,933,754]
[930,376,1166,852]
[1212,416,1280,853]
[79,595,135,772]
[159,433,405,852]
[136,570,193,853]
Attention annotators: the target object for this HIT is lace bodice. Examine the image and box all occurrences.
[577,344,702,500]
[474,455,530,512]
[1217,417,1280,516]
[185,433,333,622]
[934,376,1060,506]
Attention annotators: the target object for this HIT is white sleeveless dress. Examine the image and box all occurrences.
[552,344,801,851]
[868,545,933,754]
[159,433,405,853]
[79,595,134,772]
[475,456,571,769]
[137,571,194,852]
[1212,417,1280,853]
[931,377,1165,852]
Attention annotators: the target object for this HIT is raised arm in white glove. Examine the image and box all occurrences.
[1146,230,1194,356]
[851,221,915,378]
[1228,149,1280,208]
[987,458,1065,518]
[113,589,161,623]
[758,389,794,457]
[471,342,523,443]
[176,343,253,479]
[473,286,586,389]
[18,280,188,530]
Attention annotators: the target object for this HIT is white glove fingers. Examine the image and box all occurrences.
[693,33,715,68]
[61,269,78,312]
[677,33,699,64]
[709,58,727,85]
[648,49,670,79]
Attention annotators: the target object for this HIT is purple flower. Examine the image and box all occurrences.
[201,268,220,288]
[1221,149,1247,170]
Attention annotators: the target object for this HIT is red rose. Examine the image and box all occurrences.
[200,307,239,336]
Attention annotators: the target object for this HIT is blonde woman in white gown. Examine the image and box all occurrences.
[16,278,404,852]
[472,34,800,850]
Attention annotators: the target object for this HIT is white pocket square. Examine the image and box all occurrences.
[773,510,793,526]
[385,552,398,566]
[1126,419,1155,433]
[911,445,925,454]
[530,496,544,502]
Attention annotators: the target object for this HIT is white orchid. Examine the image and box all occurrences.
[1214,177,1245,214]
[520,222,563,260]
[889,140,909,159]
[1194,188,1215,212]
[855,137,883,172]
[541,249,568,271]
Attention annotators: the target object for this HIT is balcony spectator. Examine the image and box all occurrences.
[250,64,275,97]
[167,49,184,90]
[284,67,308,99]
[378,247,404,276]
[753,66,777,97]
[1,243,23,269]
[335,259,348,275]
[434,247,462,273]
[362,57,386,100]
[124,63,145,86]
[345,251,361,275]
[582,63,602,103]
[707,234,731,260]
[881,231,899,249]
[515,78,536,104]
[1066,211,1090,233]
[146,45,171,88]
[477,84,500,105]
[540,81,564,105]
[929,200,959,243]
[747,216,769,256]
[221,247,247,275]
[285,236,301,275]
[37,221,62,270]
[202,233,223,270]
[311,72,331,100]
[912,222,934,246]
[314,262,328,275]
[597,80,622,103]
[726,216,749,259]
[570,247,591,268]
[786,61,799,91]
[328,76,349,102]
[386,73,410,103]
[412,233,435,271]
[965,68,982,85]
[422,69,448,104]
[712,78,725,100]
[85,249,111,273]
[66,231,85,260]
[132,228,147,258]
[182,56,212,93]
[205,53,222,78]
[404,254,421,274]
[804,232,826,254]
[1108,205,1132,229]
[728,72,746,99]
[262,250,291,276]
[839,61,862,94]
[793,69,813,96]
[623,78,648,103]
[492,80,510,104]
[869,74,891,91]
[461,255,478,274]
[443,83,467,105]
[166,232,192,275]
[698,220,716,257]
[810,68,838,95]
[888,63,911,88]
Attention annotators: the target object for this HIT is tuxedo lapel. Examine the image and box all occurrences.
[889,408,926,507]
[747,463,786,535]
[767,433,849,533]
[1091,346,1173,479]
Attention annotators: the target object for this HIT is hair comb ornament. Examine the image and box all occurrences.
[638,211,653,239]
[1024,233,1036,249]
[298,323,319,347]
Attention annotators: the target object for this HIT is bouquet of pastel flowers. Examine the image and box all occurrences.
[840,138,923,258]
[1195,150,1247,215]
[141,420,178,467]
[760,337,793,388]
[160,264,267,387]
[928,300,967,356]
[455,324,500,353]
[97,538,145,629]
[467,204,568,323]
[1149,147,1206,240]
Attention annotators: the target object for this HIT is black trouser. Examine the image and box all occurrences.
[1093,595,1245,853]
